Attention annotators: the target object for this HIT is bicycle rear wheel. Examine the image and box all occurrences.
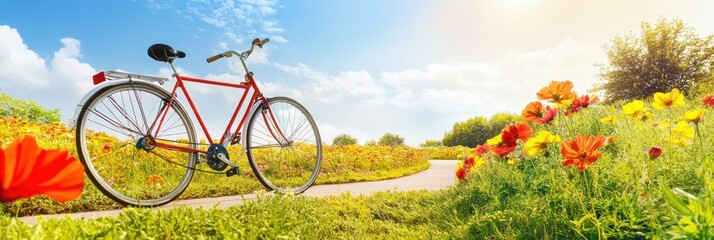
[246,97,322,194]
[75,82,197,206]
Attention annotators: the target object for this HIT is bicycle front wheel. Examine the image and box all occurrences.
[246,97,322,194]
[75,82,197,206]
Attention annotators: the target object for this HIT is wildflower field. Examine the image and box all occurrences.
[2,80,714,239]
[452,81,714,239]
[0,116,429,216]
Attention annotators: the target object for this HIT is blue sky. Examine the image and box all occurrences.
[1,0,714,146]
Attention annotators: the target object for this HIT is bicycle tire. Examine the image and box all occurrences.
[246,97,322,194]
[75,81,197,206]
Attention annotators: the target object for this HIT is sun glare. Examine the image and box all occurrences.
[503,0,537,8]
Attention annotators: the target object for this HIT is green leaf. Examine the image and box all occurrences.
[660,182,694,216]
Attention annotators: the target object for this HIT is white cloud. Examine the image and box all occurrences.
[0,25,51,88]
[51,38,96,94]
[178,0,284,46]
[0,25,101,124]
[0,26,96,94]
[262,20,283,33]
[272,38,605,145]
[273,63,386,103]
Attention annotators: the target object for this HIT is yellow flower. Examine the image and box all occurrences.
[652,119,670,129]
[672,121,695,138]
[524,131,561,156]
[600,115,616,124]
[682,109,705,124]
[652,88,685,109]
[667,121,695,146]
[622,100,652,121]
[667,135,688,147]
[487,134,502,145]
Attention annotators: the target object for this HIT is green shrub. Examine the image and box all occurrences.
[332,133,358,146]
[378,132,405,146]
[0,89,61,124]
[419,139,443,148]
[443,112,521,147]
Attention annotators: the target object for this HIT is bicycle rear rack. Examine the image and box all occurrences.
[93,70,169,85]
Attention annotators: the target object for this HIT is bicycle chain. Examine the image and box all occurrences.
[149,138,228,175]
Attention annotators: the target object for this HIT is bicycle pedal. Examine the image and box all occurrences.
[230,132,241,145]
[226,166,240,177]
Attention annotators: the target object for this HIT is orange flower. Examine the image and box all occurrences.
[560,135,606,171]
[501,122,533,146]
[702,95,714,107]
[1,136,84,202]
[537,80,577,107]
[522,101,558,125]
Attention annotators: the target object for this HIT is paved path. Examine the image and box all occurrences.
[19,160,459,225]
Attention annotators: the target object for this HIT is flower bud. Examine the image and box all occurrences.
[648,146,663,159]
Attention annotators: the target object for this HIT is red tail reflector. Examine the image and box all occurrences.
[92,71,106,85]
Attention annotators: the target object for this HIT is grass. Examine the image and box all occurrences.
[3,91,714,239]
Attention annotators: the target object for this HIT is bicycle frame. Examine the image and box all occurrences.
[150,72,291,155]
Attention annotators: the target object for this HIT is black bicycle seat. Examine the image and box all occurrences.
[147,43,186,62]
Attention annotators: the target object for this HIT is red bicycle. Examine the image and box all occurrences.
[71,38,322,206]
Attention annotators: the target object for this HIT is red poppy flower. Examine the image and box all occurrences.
[702,95,714,107]
[648,146,663,159]
[455,167,467,181]
[492,145,516,157]
[565,95,599,116]
[541,105,558,124]
[463,157,475,167]
[1,136,85,202]
[501,122,533,146]
[560,135,606,171]
[475,144,491,156]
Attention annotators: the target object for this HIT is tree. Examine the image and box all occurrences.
[419,139,443,148]
[442,116,488,147]
[364,139,377,146]
[596,18,714,103]
[332,133,358,146]
[442,112,521,147]
[378,133,405,146]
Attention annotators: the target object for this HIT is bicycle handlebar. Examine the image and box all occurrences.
[206,53,225,63]
[206,38,270,63]
[252,38,270,48]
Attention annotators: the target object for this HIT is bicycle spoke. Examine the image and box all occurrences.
[107,95,143,133]
[88,108,143,136]
[247,97,321,194]
[77,83,195,207]
[131,84,151,134]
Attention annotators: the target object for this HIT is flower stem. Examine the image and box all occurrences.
[582,170,604,240]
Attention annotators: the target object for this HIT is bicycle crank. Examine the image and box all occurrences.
[206,144,230,171]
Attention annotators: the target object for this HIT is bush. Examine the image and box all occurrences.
[332,133,358,146]
[377,133,404,146]
[0,89,61,124]
[419,139,443,148]
[442,112,521,147]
